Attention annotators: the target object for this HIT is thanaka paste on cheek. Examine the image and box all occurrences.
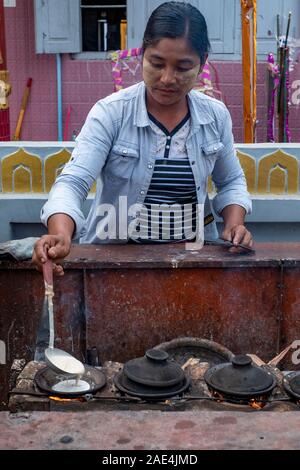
[142,57,157,88]
[179,65,201,84]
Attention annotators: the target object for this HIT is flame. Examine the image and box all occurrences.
[210,388,266,408]
[49,395,85,403]
[249,398,265,410]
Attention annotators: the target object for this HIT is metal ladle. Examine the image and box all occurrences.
[42,259,85,377]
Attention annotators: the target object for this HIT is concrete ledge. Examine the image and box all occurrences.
[1,410,300,450]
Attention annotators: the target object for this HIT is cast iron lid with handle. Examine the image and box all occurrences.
[114,349,190,399]
[204,354,276,398]
[123,349,185,388]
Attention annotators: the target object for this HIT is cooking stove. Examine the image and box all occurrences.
[6,339,300,450]
[8,339,300,413]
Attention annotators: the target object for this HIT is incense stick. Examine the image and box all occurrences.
[285,12,292,49]
[277,14,281,63]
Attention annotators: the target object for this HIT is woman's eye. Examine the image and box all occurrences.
[151,63,164,69]
[177,67,190,73]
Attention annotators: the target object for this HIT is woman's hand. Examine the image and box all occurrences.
[32,234,71,276]
[32,213,75,276]
[220,204,253,249]
[221,224,253,248]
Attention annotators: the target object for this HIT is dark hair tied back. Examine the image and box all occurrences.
[142,1,211,65]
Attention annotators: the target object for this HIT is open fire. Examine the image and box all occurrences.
[49,396,86,403]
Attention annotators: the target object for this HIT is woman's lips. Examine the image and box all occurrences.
[156,88,177,94]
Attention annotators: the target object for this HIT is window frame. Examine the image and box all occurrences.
[74,0,127,59]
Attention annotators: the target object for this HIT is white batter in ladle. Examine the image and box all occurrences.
[42,259,89,393]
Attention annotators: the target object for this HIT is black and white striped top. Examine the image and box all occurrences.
[132,112,199,243]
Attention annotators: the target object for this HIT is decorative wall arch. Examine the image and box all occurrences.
[44,149,71,192]
[45,149,96,193]
[237,150,256,193]
[1,149,42,192]
[258,149,299,194]
[207,176,215,195]
[269,165,289,194]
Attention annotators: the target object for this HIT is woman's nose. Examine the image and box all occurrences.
[160,67,176,85]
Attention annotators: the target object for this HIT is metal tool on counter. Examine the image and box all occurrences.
[204,238,255,254]
[35,258,85,377]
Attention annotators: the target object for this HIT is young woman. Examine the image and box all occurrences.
[33,1,252,275]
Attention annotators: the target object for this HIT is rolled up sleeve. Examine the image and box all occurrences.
[41,101,115,239]
[212,107,252,216]
[41,177,89,240]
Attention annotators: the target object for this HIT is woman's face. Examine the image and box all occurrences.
[142,37,203,108]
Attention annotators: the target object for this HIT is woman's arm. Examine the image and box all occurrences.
[32,100,115,274]
[41,100,115,240]
[211,105,253,247]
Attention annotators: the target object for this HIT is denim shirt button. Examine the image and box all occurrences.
[122,149,128,155]
[140,190,145,195]
[148,164,153,169]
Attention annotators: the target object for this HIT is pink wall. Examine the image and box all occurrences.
[4,0,300,142]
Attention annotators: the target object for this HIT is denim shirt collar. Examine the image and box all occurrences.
[134,82,151,128]
[134,81,214,130]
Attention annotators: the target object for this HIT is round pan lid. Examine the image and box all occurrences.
[204,354,276,397]
[123,349,185,388]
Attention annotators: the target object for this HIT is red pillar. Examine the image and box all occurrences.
[0,0,11,141]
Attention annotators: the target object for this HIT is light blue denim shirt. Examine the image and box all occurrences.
[41,81,252,243]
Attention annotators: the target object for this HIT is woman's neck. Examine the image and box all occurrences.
[146,91,189,132]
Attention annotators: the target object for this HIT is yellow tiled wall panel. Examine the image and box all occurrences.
[0,146,299,195]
